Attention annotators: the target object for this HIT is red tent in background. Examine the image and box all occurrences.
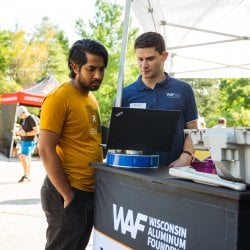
[0,75,61,157]
[0,74,60,106]
[0,92,44,106]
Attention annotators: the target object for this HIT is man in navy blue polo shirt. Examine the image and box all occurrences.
[122,32,198,167]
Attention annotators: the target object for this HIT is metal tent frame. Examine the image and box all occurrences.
[116,0,250,105]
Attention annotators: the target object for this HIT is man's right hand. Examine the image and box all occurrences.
[63,190,75,208]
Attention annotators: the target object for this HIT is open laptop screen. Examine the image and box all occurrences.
[106,107,180,152]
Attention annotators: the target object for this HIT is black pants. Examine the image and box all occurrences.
[41,176,94,250]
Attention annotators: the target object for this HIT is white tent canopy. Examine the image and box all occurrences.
[130,0,250,78]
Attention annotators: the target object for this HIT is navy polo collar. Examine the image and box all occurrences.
[137,72,169,90]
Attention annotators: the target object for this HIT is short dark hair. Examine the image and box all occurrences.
[218,117,226,124]
[134,32,166,54]
[68,38,108,79]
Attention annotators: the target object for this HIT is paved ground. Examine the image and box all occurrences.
[0,153,93,250]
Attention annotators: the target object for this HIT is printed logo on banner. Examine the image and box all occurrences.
[112,203,188,250]
[113,204,148,239]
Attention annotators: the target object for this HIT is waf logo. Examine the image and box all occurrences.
[113,204,148,239]
[165,92,181,98]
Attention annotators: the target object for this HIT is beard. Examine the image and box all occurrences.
[78,78,102,92]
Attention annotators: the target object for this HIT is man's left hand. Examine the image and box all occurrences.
[169,153,192,167]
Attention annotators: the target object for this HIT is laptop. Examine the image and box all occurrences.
[105,107,181,152]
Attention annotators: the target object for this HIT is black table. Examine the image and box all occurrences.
[91,163,250,250]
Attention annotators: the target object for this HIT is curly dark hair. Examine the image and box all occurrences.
[68,38,108,79]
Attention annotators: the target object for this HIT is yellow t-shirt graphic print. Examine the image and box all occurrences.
[86,105,102,136]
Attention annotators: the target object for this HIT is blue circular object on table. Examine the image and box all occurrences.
[106,152,159,168]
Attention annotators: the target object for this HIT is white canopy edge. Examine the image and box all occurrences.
[130,0,250,78]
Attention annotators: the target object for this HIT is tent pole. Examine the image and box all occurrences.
[9,107,18,158]
[115,0,132,107]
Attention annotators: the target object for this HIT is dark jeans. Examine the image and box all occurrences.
[41,176,94,250]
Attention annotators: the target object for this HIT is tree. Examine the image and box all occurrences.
[184,78,250,127]
[75,0,139,125]
[185,78,222,127]
[0,30,20,93]
[0,31,12,77]
[9,30,46,85]
[31,17,69,82]
[0,17,69,94]
[218,78,250,126]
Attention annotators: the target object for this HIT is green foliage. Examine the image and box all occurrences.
[184,78,221,127]
[30,17,69,83]
[0,30,12,76]
[0,17,69,94]
[218,78,250,127]
[185,78,250,127]
[0,31,17,92]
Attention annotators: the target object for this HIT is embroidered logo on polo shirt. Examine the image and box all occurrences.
[165,92,181,98]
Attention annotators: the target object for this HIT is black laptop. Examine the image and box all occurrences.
[105,107,181,152]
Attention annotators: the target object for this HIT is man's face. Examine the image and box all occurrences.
[19,112,25,119]
[74,52,106,91]
[135,47,168,79]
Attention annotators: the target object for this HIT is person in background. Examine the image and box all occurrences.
[16,106,39,183]
[198,117,206,129]
[39,38,108,250]
[121,32,198,167]
[213,117,227,128]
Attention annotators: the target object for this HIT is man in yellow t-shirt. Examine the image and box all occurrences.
[39,38,108,250]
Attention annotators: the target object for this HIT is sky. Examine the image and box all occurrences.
[0,0,119,45]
